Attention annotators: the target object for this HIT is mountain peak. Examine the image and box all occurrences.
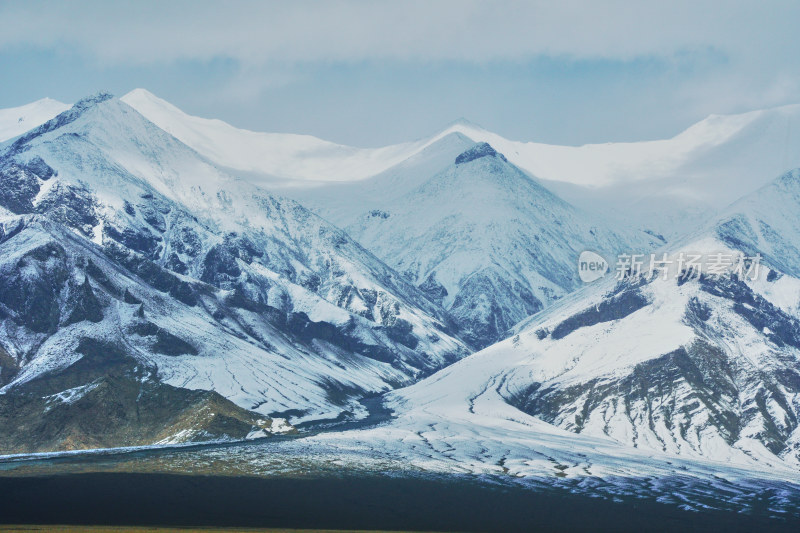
[454,142,507,165]
[74,91,114,108]
[3,92,116,154]
[437,117,489,138]
[0,97,72,143]
[123,88,158,100]
[447,117,482,128]
[122,88,180,114]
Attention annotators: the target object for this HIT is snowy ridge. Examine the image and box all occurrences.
[123,89,800,238]
[294,138,658,347]
[0,97,71,143]
[124,88,800,195]
[430,106,800,191]
[121,88,431,185]
[712,168,800,278]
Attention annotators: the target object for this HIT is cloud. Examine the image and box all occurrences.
[3,0,799,144]
[1,0,797,67]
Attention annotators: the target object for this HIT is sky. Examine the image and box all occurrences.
[1,0,799,147]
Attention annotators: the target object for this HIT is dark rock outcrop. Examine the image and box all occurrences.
[455,142,508,165]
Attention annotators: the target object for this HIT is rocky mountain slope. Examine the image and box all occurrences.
[357,168,800,470]
[295,139,658,347]
[0,92,469,452]
[0,214,291,453]
[4,87,800,483]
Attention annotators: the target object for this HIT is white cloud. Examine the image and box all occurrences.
[3,0,799,143]
[0,0,797,66]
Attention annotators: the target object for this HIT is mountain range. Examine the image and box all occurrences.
[1,89,800,513]
[124,89,800,239]
[0,92,468,451]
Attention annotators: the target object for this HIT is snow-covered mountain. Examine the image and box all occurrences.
[123,89,800,238]
[344,168,800,473]
[260,344,800,516]
[213,169,800,517]
[0,214,295,453]
[713,168,800,279]
[5,87,800,490]
[120,88,433,185]
[0,92,470,452]
[293,139,658,347]
[0,97,71,142]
